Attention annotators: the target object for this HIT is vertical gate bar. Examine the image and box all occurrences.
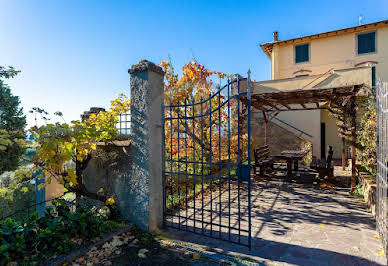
[170,102,174,227]
[247,70,252,249]
[184,99,189,230]
[162,79,253,248]
[380,82,388,251]
[377,81,380,236]
[384,81,386,252]
[378,80,381,237]
[162,101,166,227]
[177,108,181,228]
[218,90,222,239]
[377,80,388,253]
[201,98,204,233]
[209,93,213,236]
[237,76,241,244]
[119,114,121,134]
[227,79,231,241]
[382,81,384,241]
[192,99,196,232]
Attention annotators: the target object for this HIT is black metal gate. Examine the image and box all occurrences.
[162,73,252,248]
[377,79,388,254]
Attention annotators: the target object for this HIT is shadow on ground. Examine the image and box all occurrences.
[162,179,386,265]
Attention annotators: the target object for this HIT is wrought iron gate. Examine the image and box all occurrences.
[377,79,388,253]
[162,73,252,248]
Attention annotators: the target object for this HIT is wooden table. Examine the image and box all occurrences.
[275,150,308,179]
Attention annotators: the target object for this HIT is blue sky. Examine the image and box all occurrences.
[1,0,387,127]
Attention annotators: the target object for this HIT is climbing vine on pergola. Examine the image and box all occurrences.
[240,84,370,190]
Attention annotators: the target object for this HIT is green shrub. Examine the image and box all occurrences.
[357,105,377,177]
[0,199,122,265]
[0,182,35,222]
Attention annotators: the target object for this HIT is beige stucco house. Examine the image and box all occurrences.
[254,19,388,160]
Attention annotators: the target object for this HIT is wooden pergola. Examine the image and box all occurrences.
[240,83,370,190]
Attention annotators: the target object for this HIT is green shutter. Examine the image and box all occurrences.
[358,32,375,54]
[295,44,309,63]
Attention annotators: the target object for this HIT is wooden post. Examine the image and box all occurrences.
[342,137,346,170]
[342,110,347,171]
[262,111,268,145]
[350,96,357,191]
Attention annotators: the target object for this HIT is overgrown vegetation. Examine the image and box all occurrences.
[357,105,377,177]
[0,181,35,221]
[0,140,41,222]
[29,94,130,205]
[0,199,124,265]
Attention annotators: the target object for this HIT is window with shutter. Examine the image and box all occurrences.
[358,32,376,54]
[295,44,309,63]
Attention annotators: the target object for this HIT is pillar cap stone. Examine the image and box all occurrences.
[128,60,165,75]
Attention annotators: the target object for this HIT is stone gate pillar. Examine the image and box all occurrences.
[128,60,165,232]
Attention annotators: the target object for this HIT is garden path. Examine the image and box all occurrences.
[164,178,386,265]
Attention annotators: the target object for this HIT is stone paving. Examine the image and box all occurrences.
[163,177,387,265]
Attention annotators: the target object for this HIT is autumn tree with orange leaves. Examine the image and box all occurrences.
[160,61,249,177]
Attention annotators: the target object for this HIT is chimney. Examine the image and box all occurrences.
[273,31,279,42]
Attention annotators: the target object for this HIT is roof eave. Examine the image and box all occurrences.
[259,19,388,49]
[260,43,273,58]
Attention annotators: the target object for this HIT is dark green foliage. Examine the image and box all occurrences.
[357,105,377,177]
[0,199,123,265]
[0,66,26,174]
[0,182,36,222]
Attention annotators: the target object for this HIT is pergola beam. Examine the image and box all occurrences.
[240,83,369,192]
[350,96,357,191]
[279,102,291,110]
[269,111,280,122]
[265,107,329,112]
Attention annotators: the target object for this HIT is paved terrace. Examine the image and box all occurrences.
[163,176,386,265]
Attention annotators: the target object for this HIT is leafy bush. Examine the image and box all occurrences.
[0,199,123,265]
[0,165,37,222]
[357,105,377,177]
[0,182,35,222]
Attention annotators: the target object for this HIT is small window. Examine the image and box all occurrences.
[295,74,309,78]
[358,32,376,54]
[295,43,309,63]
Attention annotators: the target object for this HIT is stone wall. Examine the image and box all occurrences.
[82,140,132,210]
[81,60,164,233]
[357,166,377,217]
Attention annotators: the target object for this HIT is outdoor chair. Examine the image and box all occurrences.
[310,146,334,179]
[254,145,274,176]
